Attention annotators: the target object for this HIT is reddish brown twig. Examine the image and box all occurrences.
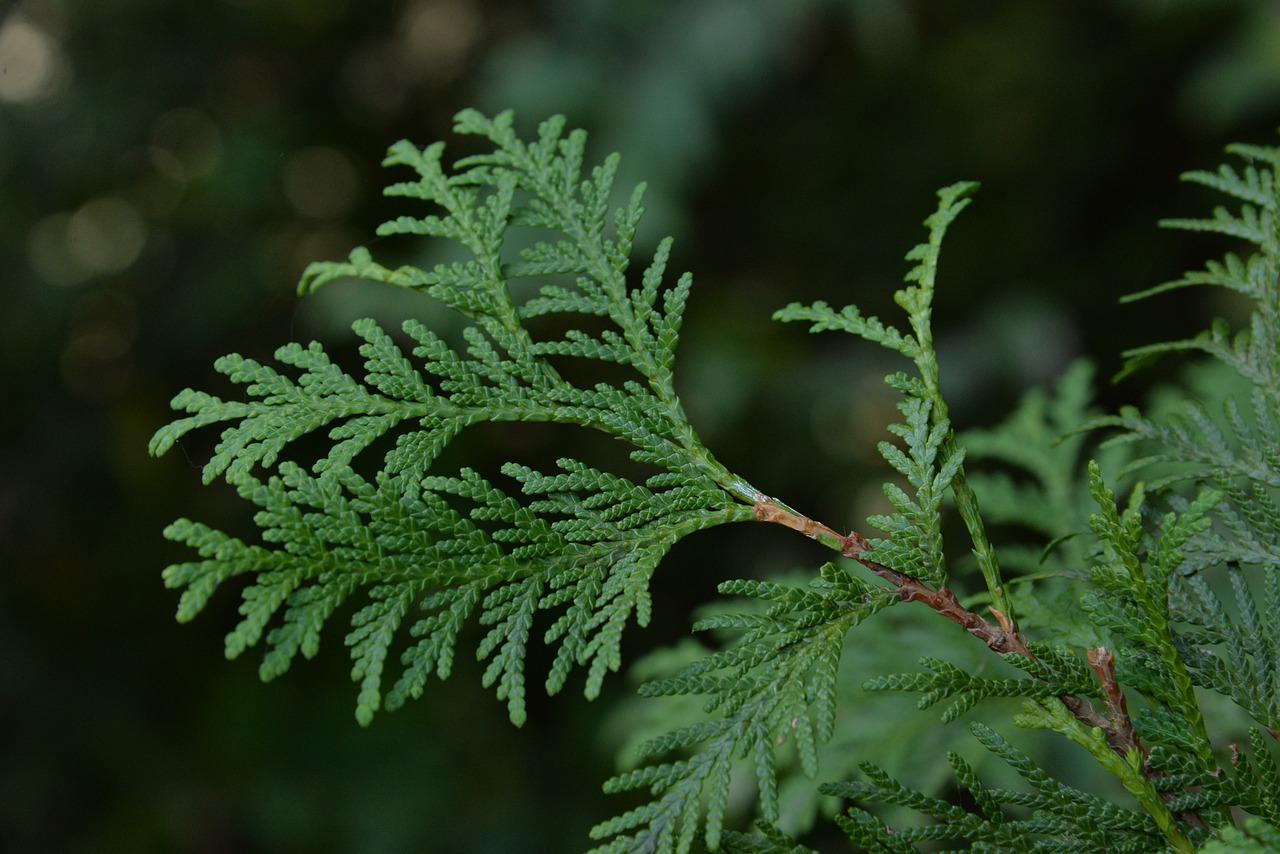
[1087,647,1209,829]
[753,496,1128,757]
[1088,646,1142,758]
[755,497,1033,655]
[753,501,862,553]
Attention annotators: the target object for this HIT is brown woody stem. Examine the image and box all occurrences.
[752,495,1130,758]
[1088,646,1143,758]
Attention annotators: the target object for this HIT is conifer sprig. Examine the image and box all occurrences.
[596,185,1146,853]
[776,181,1015,627]
[152,111,767,726]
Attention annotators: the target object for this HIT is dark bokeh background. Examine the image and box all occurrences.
[5,1,1280,851]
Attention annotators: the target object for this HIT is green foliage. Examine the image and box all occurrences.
[1084,467,1220,760]
[156,117,1280,851]
[807,139,1280,854]
[1095,141,1280,494]
[721,823,817,854]
[958,360,1121,645]
[1174,566,1280,732]
[1141,730,1280,825]
[776,180,1012,619]
[153,111,763,727]
[592,179,1028,852]
[823,722,1167,852]
[961,359,1101,570]
[1200,817,1280,854]
[1120,144,1280,383]
[862,646,1097,724]
[865,394,965,588]
[589,564,896,853]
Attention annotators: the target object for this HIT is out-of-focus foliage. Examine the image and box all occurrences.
[1199,817,1280,854]
[9,0,1280,851]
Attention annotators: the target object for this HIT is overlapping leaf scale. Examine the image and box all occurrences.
[1146,731,1280,825]
[149,321,435,484]
[1200,817,1280,854]
[720,822,817,854]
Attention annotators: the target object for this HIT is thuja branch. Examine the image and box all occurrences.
[906,310,1015,628]
[897,181,1016,628]
[752,496,1121,747]
[752,496,1216,845]
[1089,646,1211,832]
[754,496,1030,654]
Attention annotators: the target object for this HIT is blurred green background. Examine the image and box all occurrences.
[5,1,1280,851]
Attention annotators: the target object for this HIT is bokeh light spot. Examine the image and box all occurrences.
[0,12,69,103]
[66,197,148,277]
[400,0,482,83]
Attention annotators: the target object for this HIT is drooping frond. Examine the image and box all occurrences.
[164,460,751,726]
[588,564,898,853]
[152,111,764,724]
